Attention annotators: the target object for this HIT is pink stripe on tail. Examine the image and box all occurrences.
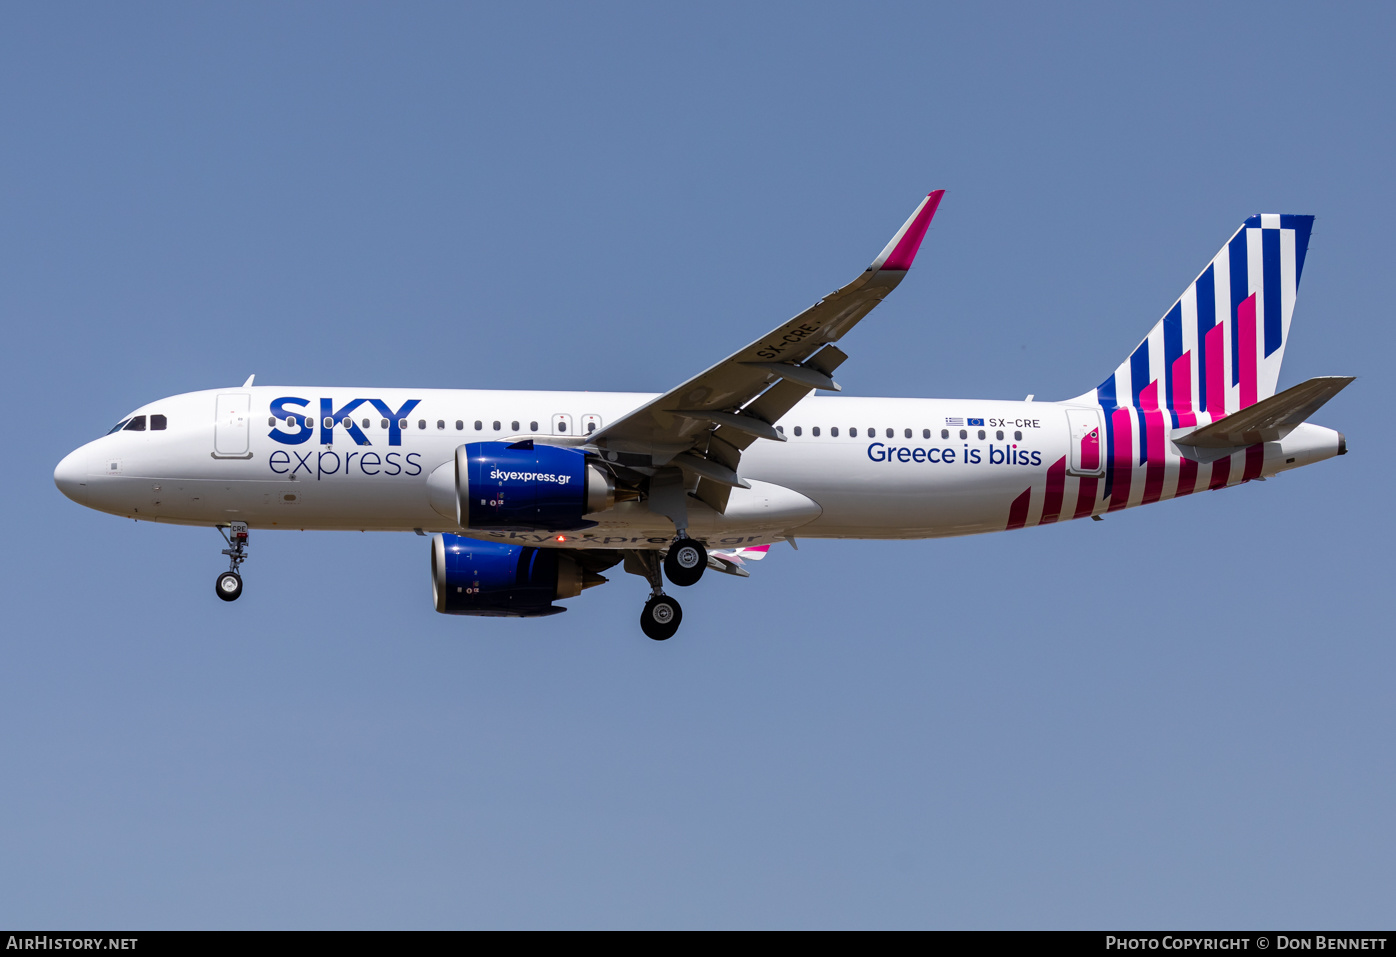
[1139,381,1166,505]
[1171,351,1196,427]
[1006,487,1031,531]
[1209,453,1232,490]
[1238,293,1258,410]
[1079,426,1100,471]
[1205,321,1226,419]
[1039,456,1066,525]
[1107,407,1133,512]
[1243,444,1265,481]
[1073,477,1098,521]
[1176,456,1199,498]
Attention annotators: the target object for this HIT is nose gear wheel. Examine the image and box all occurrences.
[215,571,243,601]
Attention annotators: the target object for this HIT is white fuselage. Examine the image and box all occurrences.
[53,386,1344,549]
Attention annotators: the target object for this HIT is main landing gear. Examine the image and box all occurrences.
[627,536,708,640]
[641,594,683,641]
[663,537,708,587]
[215,522,248,602]
[626,549,683,640]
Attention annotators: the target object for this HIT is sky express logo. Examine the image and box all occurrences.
[268,397,421,447]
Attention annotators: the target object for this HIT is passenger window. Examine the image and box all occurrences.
[959,429,967,439]
[586,421,596,434]
[793,426,802,436]
[812,426,820,437]
[324,417,334,429]
[268,416,276,427]
[849,427,857,438]
[942,429,949,439]
[776,425,784,434]
[557,420,568,432]
[360,418,370,429]
[887,428,895,438]
[922,429,930,439]
[124,416,147,431]
[437,420,445,430]
[511,420,520,431]
[978,429,986,440]
[830,427,838,437]
[906,429,913,439]
[151,414,167,430]
[286,417,297,428]
[417,420,426,429]
[995,430,1004,440]
[493,421,501,431]
[456,420,464,430]
[1014,430,1022,441]
[474,420,483,431]
[381,419,389,429]
[530,421,538,432]
[107,418,131,435]
[398,419,408,430]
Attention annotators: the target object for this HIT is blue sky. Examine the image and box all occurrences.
[2,2,1392,928]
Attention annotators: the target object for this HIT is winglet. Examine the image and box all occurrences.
[872,190,945,272]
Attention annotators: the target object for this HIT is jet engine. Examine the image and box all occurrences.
[456,441,617,531]
[431,533,607,617]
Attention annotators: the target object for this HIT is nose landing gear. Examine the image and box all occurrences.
[215,522,248,602]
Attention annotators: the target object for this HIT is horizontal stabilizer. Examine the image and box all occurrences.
[1174,376,1354,448]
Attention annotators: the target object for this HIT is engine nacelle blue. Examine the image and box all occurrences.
[432,534,588,617]
[456,441,613,531]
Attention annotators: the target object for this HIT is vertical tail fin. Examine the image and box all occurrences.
[1074,214,1315,422]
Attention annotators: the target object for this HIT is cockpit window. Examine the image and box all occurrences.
[151,414,167,430]
[107,418,132,435]
[123,416,147,432]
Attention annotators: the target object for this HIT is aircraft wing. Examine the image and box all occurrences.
[589,190,944,512]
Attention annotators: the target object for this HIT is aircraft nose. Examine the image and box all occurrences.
[54,448,89,502]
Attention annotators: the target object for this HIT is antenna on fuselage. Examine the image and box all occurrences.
[241,374,255,387]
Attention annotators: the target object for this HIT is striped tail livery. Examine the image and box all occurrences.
[1025,213,1352,522]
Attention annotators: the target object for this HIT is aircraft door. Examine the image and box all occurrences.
[1066,408,1104,476]
[214,393,251,457]
[581,414,602,436]
[552,413,573,436]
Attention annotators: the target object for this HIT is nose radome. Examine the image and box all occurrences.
[54,448,89,502]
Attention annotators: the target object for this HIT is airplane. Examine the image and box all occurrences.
[53,193,1352,640]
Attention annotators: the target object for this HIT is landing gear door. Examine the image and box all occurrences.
[214,393,251,457]
[1066,408,1104,476]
